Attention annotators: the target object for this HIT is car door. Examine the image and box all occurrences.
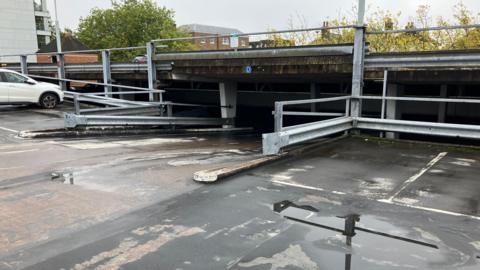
[3,72,38,103]
[0,72,12,103]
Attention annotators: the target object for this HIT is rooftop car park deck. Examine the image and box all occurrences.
[0,106,478,269]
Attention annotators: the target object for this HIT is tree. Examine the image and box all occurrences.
[76,0,194,61]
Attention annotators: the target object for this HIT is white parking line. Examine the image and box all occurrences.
[0,149,39,155]
[0,126,19,133]
[271,178,480,221]
[384,152,448,202]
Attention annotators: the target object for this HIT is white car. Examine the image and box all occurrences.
[0,69,64,109]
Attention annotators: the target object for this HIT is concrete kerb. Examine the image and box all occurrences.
[17,127,254,139]
[193,134,348,183]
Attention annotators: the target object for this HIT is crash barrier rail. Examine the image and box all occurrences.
[262,93,480,155]
[263,96,353,155]
[64,114,230,128]
[64,89,226,127]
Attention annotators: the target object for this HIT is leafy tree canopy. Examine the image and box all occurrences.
[76,0,194,60]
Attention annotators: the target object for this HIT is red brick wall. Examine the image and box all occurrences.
[37,54,98,64]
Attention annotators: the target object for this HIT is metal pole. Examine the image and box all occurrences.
[274,102,283,132]
[350,0,366,119]
[381,69,388,119]
[20,55,28,75]
[102,50,112,97]
[57,53,66,90]
[73,93,80,114]
[53,0,62,53]
[147,42,158,102]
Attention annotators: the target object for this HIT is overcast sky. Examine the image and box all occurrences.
[46,0,480,32]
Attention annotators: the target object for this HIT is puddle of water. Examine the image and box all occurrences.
[257,205,480,270]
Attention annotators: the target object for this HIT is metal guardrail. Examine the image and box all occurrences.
[65,114,230,128]
[263,96,352,155]
[263,93,480,155]
[364,51,480,69]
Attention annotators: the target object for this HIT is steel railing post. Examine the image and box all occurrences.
[274,102,283,132]
[381,69,388,119]
[345,98,351,117]
[102,50,112,98]
[56,53,66,91]
[20,55,28,75]
[350,0,366,119]
[74,93,80,114]
[147,42,158,102]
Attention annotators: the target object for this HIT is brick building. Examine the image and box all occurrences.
[179,24,249,50]
[37,34,98,64]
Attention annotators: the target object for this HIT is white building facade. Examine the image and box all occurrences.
[0,0,51,62]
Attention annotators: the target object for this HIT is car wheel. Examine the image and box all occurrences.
[40,93,58,109]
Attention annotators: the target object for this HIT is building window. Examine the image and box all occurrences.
[222,37,230,45]
[200,39,206,44]
[34,0,43,11]
[37,35,47,48]
[210,38,215,44]
[35,16,45,31]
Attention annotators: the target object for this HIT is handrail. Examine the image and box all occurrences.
[274,96,352,132]
[29,74,164,92]
[359,95,480,104]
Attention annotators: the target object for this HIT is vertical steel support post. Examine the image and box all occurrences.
[438,84,447,123]
[102,50,112,97]
[147,42,158,102]
[73,94,80,114]
[56,53,66,91]
[381,69,388,119]
[274,102,283,132]
[345,98,351,117]
[350,0,366,119]
[20,55,28,75]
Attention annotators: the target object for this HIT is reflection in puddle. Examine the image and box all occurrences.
[240,200,480,270]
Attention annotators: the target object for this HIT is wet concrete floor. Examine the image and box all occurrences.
[0,106,479,269]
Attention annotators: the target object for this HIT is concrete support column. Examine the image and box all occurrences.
[385,84,403,139]
[438,84,447,123]
[219,81,237,128]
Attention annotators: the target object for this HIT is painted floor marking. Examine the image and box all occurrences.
[0,126,19,133]
[271,178,480,221]
[385,152,448,202]
[0,149,39,155]
[271,180,325,192]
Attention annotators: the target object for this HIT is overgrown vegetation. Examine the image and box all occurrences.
[268,2,480,52]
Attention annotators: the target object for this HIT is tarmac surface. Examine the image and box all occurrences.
[0,105,479,269]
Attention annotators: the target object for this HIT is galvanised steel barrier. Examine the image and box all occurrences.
[262,0,480,155]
